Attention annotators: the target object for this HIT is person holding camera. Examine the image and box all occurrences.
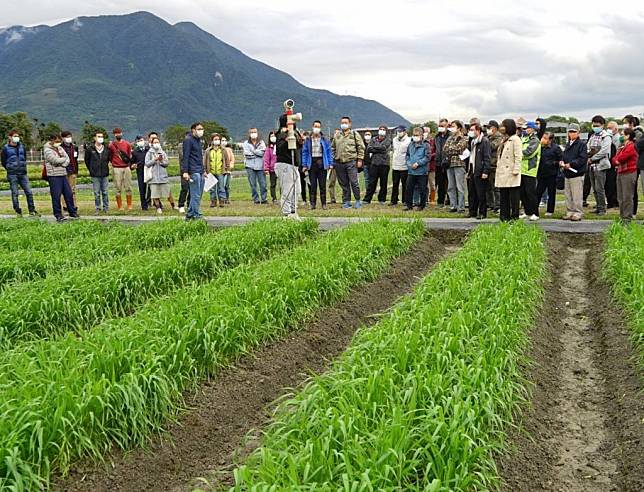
[145,136,170,214]
[108,127,133,211]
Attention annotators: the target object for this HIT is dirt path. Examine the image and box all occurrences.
[499,235,644,492]
[54,231,460,492]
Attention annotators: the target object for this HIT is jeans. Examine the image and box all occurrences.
[246,168,267,203]
[335,160,361,204]
[209,174,227,201]
[499,187,520,221]
[536,176,557,214]
[591,168,607,213]
[447,166,466,211]
[91,176,109,212]
[364,165,389,203]
[583,172,592,204]
[222,174,231,201]
[275,162,300,215]
[308,158,326,207]
[468,176,489,217]
[7,174,35,214]
[405,174,428,208]
[520,175,538,216]
[391,169,408,204]
[49,176,77,219]
[187,173,205,219]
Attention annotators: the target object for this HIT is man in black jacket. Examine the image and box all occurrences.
[84,131,111,214]
[561,123,588,221]
[434,118,450,207]
[536,132,563,216]
[363,125,391,204]
[131,135,149,211]
[467,123,491,219]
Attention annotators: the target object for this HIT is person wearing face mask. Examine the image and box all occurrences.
[495,119,523,221]
[390,125,411,206]
[403,128,429,212]
[84,131,111,215]
[274,114,304,217]
[131,135,150,211]
[434,118,450,208]
[327,128,341,204]
[585,115,612,216]
[181,122,206,221]
[301,120,334,210]
[466,123,491,219]
[423,127,437,206]
[264,131,279,204]
[60,131,79,210]
[363,125,392,205]
[519,121,541,221]
[145,136,171,214]
[1,130,38,217]
[108,128,133,211]
[331,116,365,209]
[44,134,78,222]
[485,121,503,213]
[361,131,373,191]
[299,131,311,205]
[536,131,563,216]
[221,137,234,204]
[177,131,191,213]
[612,128,639,223]
[560,123,588,222]
[605,121,621,209]
[204,133,231,208]
[242,127,268,205]
[622,114,644,217]
[442,120,468,213]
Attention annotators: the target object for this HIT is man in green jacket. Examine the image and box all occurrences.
[331,116,365,209]
[520,121,541,220]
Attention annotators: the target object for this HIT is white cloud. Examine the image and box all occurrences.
[2,0,644,122]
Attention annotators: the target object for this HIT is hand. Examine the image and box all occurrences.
[131,164,137,170]
[329,165,334,170]
[412,163,418,170]
[564,163,571,170]
[559,161,565,168]
[182,172,190,181]
[481,173,488,180]
[264,171,269,175]
[512,170,520,176]
[356,160,363,168]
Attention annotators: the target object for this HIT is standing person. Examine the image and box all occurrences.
[181,122,206,221]
[605,121,621,209]
[586,115,612,216]
[178,131,191,213]
[623,114,644,217]
[242,127,267,204]
[205,133,229,208]
[443,120,468,213]
[331,116,364,209]
[60,131,79,210]
[84,131,110,214]
[363,125,391,205]
[131,135,149,211]
[403,127,429,211]
[536,131,563,216]
[327,128,340,204]
[519,121,541,220]
[434,119,450,208]
[145,136,170,214]
[264,131,279,204]
[424,127,437,206]
[495,119,522,222]
[560,123,588,222]
[44,134,78,222]
[467,123,491,219]
[1,130,38,217]
[221,137,234,204]
[301,120,333,210]
[390,125,410,206]
[299,131,311,205]
[486,120,503,212]
[108,128,133,211]
[612,128,638,223]
[362,130,372,193]
[274,115,302,217]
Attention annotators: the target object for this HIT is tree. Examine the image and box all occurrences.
[201,120,230,141]
[0,112,34,148]
[37,122,63,147]
[164,124,189,149]
[81,121,108,145]
[421,120,438,134]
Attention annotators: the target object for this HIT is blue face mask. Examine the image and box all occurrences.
[592,127,602,134]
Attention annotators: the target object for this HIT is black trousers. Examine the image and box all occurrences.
[49,176,77,220]
[583,172,592,203]
[499,186,520,221]
[468,176,489,217]
[520,175,538,216]
[136,168,148,210]
[634,169,640,216]
[268,171,278,201]
[536,175,557,214]
[405,174,428,208]
[299,166,310,202]
[178,177,190,207]
[364,165,389,203]
[436,166,448,205]
[391,170,408,204]
[308,158,327,207]
[605,167,618,208]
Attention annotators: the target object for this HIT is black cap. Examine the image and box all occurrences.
[487,120,499,129]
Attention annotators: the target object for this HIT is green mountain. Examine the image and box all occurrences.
[0,12,409,138]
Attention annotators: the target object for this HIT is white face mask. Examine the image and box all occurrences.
[221,140,227,146]
[486,129,493,136]
[378,130,386,137]
[340,123,349,131]
[96,137,104,144]
[196,130,204,138]
[413,136,421,143]
[467,131,476,138]
[249,132,258,139]
[11,136,20,144]
[212,140,221,146]
[270,136,277,143]
[397,131,404,138]
[438,127,447,133]
[448,127,457,133]
[622,123,630,129]
[136,141,145,148]
[64,137,73,144]
[364,135,372,142]
[312,127,321,135]
[153,143,161,150]
[53,142,61,148]
[606,129,614,136]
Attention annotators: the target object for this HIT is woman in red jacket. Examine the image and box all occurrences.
[612,128,638,223]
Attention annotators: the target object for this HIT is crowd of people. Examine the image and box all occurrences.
[1,113,642,223]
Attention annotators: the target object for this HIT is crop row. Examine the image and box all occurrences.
[0,219,423,491]
[0,219,210,286]
[234,223,547,491]
[603,223,644,367]
[0,219,318,345]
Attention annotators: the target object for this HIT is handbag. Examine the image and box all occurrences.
[144,163,153,183]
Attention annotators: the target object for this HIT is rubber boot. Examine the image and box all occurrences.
[116,195,122,210]
[126,194,133,211]
[430,189,436,205]
[210,199,216,208]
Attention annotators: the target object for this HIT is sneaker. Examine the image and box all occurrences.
[56,217,68,223]
[562,215,572,221]
[157,208,163,214]
[310,205,316,210]
[261,201,268,205]
[69,214,80,219]
[402,206,411,211]
[94,209,101,216]
[519,213,527,219]
[545,212,553,217]
[388,202,398,206]
[321,205,327,210]
[29,210,40,217]
[342,202,352,209]
[448,208,458,213]
[219,203,224,208]
[583,201,589,208]
[571,216,582,222]
[354,200,362,209]
[179,207,186,214]
[379,201,386,205]
[529,214,540,221]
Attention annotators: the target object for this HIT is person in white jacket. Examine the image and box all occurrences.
[390,125,411,205]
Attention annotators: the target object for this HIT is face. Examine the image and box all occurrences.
[151,138,161,148]
[499,126,507,136]
[449,124,458,133]
[526,127,535,135]
[148,133,158,142]
[194,125,204,137]
[312,122,321,134]
[622,119,630,129]
[469,126,479,137]
[607,123,618,134]
[412,131,422,142]
[364,133,372,141]
[249,128,258,139]
[568,130,579,140]
[340,119,351,130]
[540,135,549,146]
[10,134,20,143]
[95,134,104,144]
[114,133,123,140]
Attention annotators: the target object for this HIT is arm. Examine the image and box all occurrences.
[160,151,169,167]
[355,133,365,160]
[416,145,429,168]
[242,142,254,158]
[481,140,491,175]
[570,143,588,171]
[145,150,156,168]
[263,148,271,171]
[44,146,68,167]
[1,148,7,168]
[253,141,266,157]
[590,135,611,162]
[522,137,539,158]
[180,139,190,174]
[331,136,337,161]
[301,140,311,169]
[512,138,522,175]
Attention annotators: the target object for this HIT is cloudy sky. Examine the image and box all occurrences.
[3,0,644,123]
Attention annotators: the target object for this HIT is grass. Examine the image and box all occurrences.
[0,219,423,491]
[603,222,644,368]
[233,222,548,491]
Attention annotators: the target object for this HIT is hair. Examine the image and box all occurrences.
[148,131,158,139]
[439,118,449,124]
[501,118,517,136]
[542,131,554,141]
[8,129,19,137]
[313,120,322,126]
[94,130,104,137]
[469,123,482,132]
[61,130,72,138]
[211,133,221,140]
[150,136,160,144]
[607,120,619,128]
[379,124,388,131]
[623,128,636,142]
[341,116,352,122]
[591,115,606,125]
[48,133,61,142]
[190,122,202,131]
[451,120,464,131]
[623,114,640,126]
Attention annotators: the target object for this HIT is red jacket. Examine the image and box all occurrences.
[425,138,437,172]
[612,141,637,175]
[109,140,132,168]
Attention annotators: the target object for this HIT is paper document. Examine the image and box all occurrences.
[204,173,219,192]
[459,149,471,160]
